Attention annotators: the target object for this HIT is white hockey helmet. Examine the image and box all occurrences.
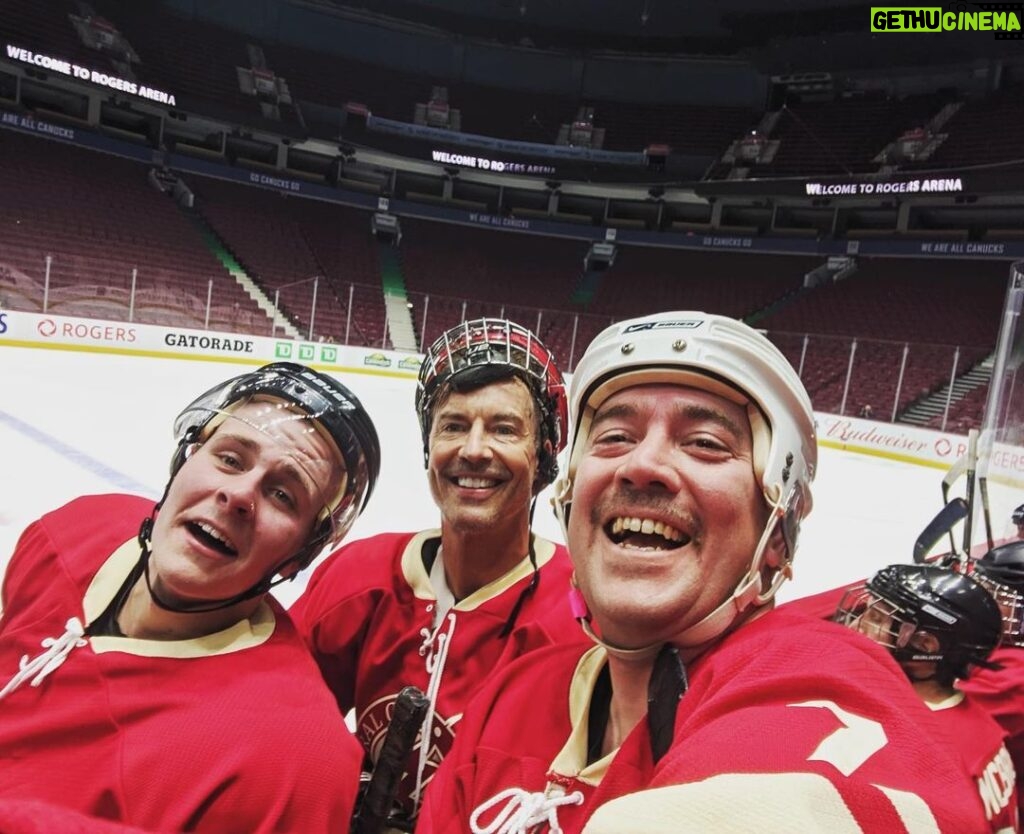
[555,311,816,566]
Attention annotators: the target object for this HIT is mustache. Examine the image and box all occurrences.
[589,484,702,543]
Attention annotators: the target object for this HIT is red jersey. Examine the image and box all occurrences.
[927,693,1019,832]
[961,647,1024,823]
[419,609,990,833]
[786,580,1024,825]
[0,799,159,834]
[290,529,581,820]
[0,494,362,834]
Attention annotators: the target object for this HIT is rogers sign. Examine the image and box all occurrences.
[37,318,137,343]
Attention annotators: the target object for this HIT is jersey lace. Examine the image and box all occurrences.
[0,617,88,701]
[411,611,457,815]
[470,787,584,834]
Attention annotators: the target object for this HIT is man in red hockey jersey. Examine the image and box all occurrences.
[0,363,380,834]
[835,564,1018,832]
[291,318,579,829]
[783,532,1024,822]
[419,311,990,833]
[963,540,1024,821]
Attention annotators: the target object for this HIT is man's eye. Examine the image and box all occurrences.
[270,487,296,509]
[218,452,242,469]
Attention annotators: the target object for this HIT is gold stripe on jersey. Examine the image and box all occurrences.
[85,538,275,658]
[548,646,615,788]
[922,690,964,711]
[400,529,558,609]
[581,773,941,833]
[401,529,443,599]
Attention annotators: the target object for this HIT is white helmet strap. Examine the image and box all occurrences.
[565,485,791,659]
[578,618,663,662]
[673,492,789,648]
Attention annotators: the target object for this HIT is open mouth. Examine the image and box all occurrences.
[606,516,690,551]
[450,476,501,489]
[187,521,238,557]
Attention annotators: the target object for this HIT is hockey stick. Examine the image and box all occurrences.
[351,685,430,834]
[961,429,979,560]
[912,497,969,565]
[976,427,996,553]
[978,474,995,553]
[940,451,968,557]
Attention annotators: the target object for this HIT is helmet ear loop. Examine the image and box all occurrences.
[552,474,573,542]
[141,449,184,553]
[292,489,351,572]
[752,494,793,607]
[169,425,204,478]
[420,409,432,470]
[533,435,557,495]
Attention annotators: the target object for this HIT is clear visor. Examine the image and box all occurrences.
[178,397,353,548]
[974,574,1024,647]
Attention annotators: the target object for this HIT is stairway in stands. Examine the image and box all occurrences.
[186,212,300,340]
[900,355,993,428]
[378,244,419,352]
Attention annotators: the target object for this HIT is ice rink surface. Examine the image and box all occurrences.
[0,344,980,608]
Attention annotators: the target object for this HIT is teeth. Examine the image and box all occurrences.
[197,521,233,549]
[610,517,685,544]
[457,477,497,489]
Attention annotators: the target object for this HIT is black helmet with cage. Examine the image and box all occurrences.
[836,564,1002,686]
[972,540,1024,647]
[415,318,567,490]
[1012,504,1024,526]
[138,362,381,613]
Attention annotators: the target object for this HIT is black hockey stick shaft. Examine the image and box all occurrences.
[913,497,968,564]
[941,452,967,556]
[351,685,430,834]
[979,475,994,552]
[961,430,979,559]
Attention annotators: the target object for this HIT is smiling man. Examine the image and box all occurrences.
[291,318,580,831]
[419,311,990,834]
[0,363,380,833]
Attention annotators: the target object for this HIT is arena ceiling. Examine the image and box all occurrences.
[318,0,1023,69]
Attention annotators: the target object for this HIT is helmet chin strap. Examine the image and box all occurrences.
[576,615,663,662]
[672,503,786,649]
[568,489,790,660]
[135,512,300,616]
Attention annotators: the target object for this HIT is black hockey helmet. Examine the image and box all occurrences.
[170,362,380,566]
[1012,504,1024,526]
[836,564,1002,685]
[972,540,1024,647]
[415,318,567,490]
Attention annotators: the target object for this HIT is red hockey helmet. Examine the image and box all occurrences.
[415,318,567,489]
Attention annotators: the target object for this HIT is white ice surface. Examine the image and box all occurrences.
[0,345,955,608]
